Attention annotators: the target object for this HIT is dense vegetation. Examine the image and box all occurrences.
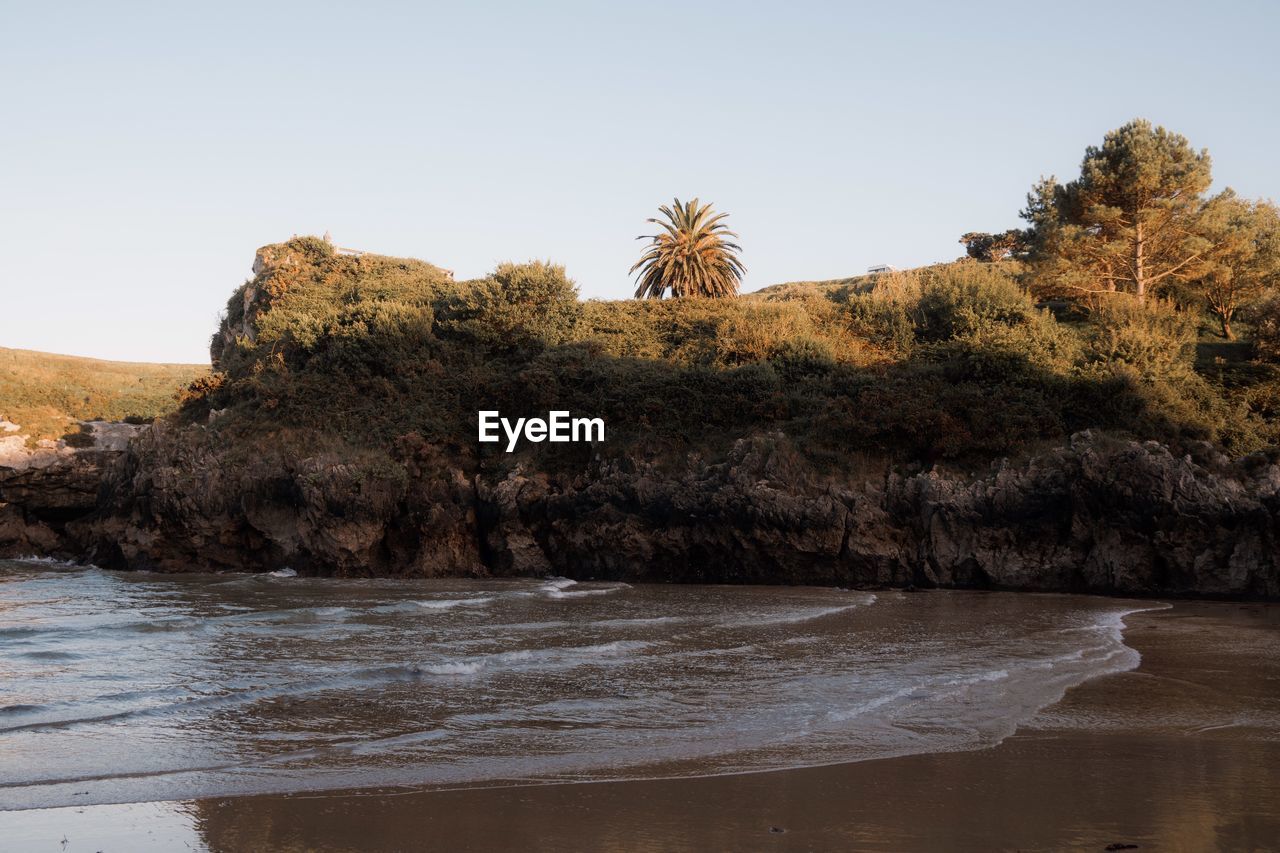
[182,232,1280,475]
[0,347,206,445]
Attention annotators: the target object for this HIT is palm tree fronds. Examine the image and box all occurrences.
[631,198,745,299]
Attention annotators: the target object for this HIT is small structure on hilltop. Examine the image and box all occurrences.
[867,264,898,274]
[323,230,368,259]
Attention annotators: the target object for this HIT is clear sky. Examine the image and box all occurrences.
[2,1,1278,363]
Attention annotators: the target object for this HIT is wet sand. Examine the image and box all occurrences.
[5,600,1278,852]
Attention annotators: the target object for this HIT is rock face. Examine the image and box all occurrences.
[477,432,1280,598]
[2,426,1278,599]
[61,427,485,576]
[0,421,148,560]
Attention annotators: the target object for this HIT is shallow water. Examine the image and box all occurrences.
[0,558,1156,810]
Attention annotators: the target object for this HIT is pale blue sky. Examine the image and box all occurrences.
[2,1,1278,363]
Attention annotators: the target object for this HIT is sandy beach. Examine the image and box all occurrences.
[2,599,1276,852]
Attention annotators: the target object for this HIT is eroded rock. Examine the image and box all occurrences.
[2,424,1277,598]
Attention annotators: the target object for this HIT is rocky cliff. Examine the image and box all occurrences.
[3,424,1277,598]
[0,421,147,559]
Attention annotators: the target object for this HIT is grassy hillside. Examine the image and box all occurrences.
[749,274,871,301]
[0,347,207,444]
[749,260,1024,301]
[182,238,1280,472]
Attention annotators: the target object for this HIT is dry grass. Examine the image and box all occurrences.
[0,347,207,444]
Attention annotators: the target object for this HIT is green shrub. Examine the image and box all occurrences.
[1083,299,1198,379]
[847,271,920,354]
[712,303,816,366]
[846,263,1077,373]
[912,263,1038,342]
[309,301,435,377]
[436,261,581,353]
[212,236,455,372]
[770,336,836,381]
[575,298,867,369]
[1070,366,1261,449]
[1247,292,1280,361]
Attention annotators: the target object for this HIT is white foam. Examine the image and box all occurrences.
[753,603,860,626]
[546,588,615,599]
[414,598,493,611]
[417,639,651,679]
[542,578,578,590]
[827,684,921,722]
[12,555,76,566]
[498,650,535,663]
[542,582,631,599]
[269,568,297,578]
[577,640,651,655]
[425,661,484,676]
[944,668,1011,687]
[593,615,684,628]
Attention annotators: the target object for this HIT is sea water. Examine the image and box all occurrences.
[0,558,1156,810]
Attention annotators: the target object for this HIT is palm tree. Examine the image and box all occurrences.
[631,198,745,298]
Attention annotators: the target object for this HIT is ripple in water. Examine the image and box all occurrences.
[0,559,1159,810]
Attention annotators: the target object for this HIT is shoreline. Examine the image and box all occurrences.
[12,556,1280,604]
[2,599,1277,851]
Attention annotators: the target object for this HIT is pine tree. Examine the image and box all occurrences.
[1197,194,1280,339]
[1025,120,1222,305]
